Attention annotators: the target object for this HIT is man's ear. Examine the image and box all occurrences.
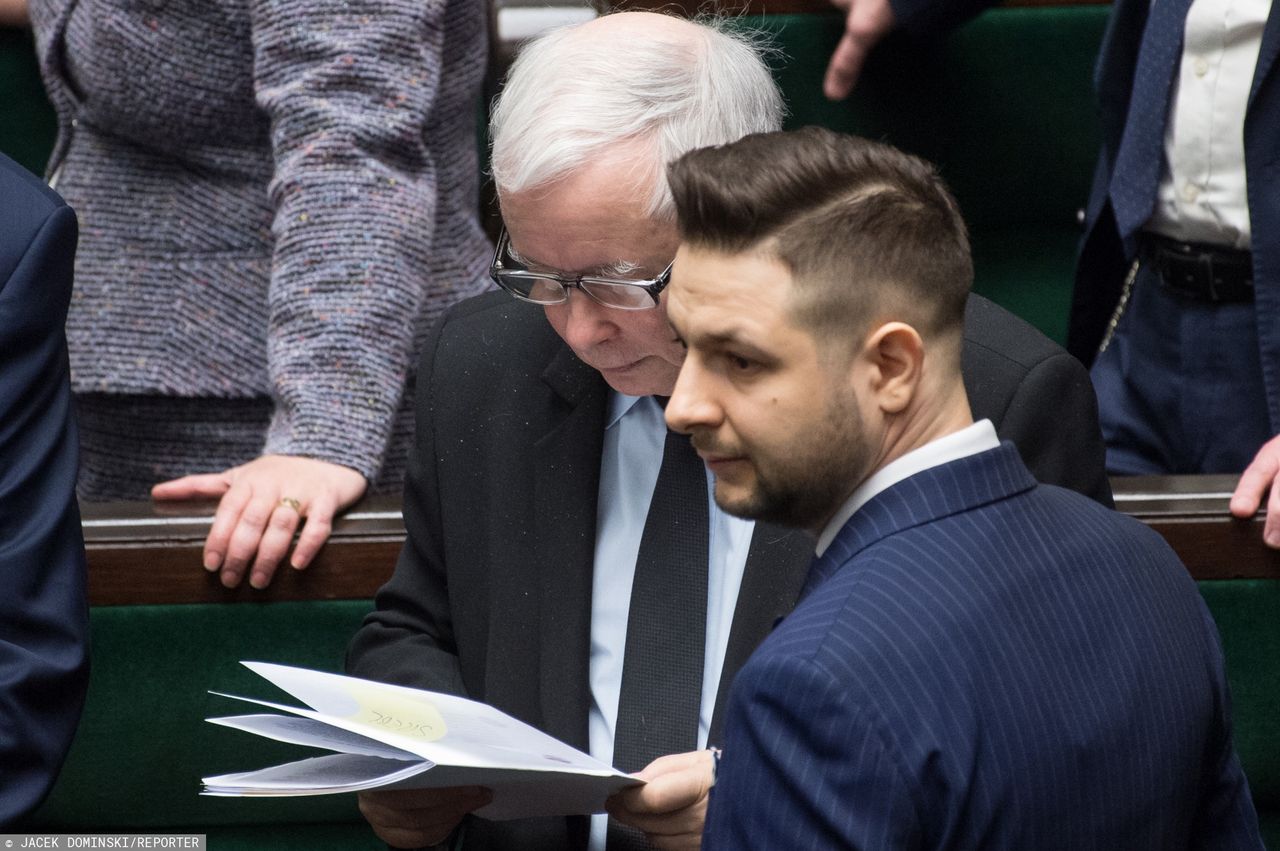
[860,322,924,415]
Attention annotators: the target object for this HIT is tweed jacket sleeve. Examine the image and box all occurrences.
[29,0,489,483]
[253,0,486,478]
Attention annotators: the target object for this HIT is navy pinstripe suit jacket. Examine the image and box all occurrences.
[704,442,1262,850]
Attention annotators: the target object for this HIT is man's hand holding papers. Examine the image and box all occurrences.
[606,750,716,851]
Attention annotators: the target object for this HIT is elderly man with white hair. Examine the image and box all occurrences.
[347,11,1111,850]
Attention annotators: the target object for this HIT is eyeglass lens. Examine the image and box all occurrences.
[497,273,657,310]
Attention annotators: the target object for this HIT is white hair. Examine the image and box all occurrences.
[489,13,785,219]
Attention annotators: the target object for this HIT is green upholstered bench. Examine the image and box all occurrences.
[1115,478,1280,849]
[32,602,382,848]
[25,501,404,848]
[733,4,1110,345]
[1205,581,1280,846]
[0,26,56,176]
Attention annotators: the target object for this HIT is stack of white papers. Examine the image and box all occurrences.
[203,662,641,820]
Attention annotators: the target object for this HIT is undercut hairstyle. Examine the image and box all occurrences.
[668,127,972,348]
[489,13,785,219]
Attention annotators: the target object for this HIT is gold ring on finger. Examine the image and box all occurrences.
[278,496,302,514]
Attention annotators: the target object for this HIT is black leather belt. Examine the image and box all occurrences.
[1138,233,1254,302]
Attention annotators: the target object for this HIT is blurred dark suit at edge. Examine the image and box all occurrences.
[0,151,90,826]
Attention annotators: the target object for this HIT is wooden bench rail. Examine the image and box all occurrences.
[82,475,1280,606]
[1111,476,1280,581]
[81,495,404,606]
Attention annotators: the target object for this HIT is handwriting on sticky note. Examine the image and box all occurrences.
[342,682,447,741]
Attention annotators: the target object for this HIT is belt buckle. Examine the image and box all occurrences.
[1156,246,1200,300]
[1147,235,1251,302]
[1157,244,1218,301]
[1200,253,1220,301]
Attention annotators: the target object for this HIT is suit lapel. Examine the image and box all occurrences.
[534,343,608,753]
[1249,8,1280,432]
[1095,0,1151,151]
[710,447,1034,741]
[708,521,811,745]
[1249,7,1280,108]
[807,443,1038,597]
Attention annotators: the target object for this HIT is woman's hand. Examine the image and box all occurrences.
[152,454,368,589]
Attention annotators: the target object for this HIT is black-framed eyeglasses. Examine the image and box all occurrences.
[488,227,672,311]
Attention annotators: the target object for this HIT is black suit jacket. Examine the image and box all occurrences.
[347,289,1109,849]
[0,153,89,825]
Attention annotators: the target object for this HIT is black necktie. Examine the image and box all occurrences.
[1108,0,1197,242]
[608,427,709,850]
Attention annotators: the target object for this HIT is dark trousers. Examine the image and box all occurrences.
[1090,260,1272,475]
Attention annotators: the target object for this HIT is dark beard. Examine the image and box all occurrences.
[711,395,870,532]
[717,454,862,530]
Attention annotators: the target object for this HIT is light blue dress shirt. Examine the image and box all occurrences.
[586,393,754,851]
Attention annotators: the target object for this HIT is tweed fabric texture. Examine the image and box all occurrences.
[28,0,492,490]
[74,392,414,501]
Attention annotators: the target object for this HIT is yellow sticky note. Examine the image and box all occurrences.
[341,681,448,741]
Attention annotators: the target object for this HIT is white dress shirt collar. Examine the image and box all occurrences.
[814,419,1001,557]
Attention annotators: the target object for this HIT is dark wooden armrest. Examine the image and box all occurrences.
[1111,475,1280,580]
[82,495,405,605]
[82,475,1277,606]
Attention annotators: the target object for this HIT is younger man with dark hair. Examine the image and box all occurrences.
[652,127,1262,849]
